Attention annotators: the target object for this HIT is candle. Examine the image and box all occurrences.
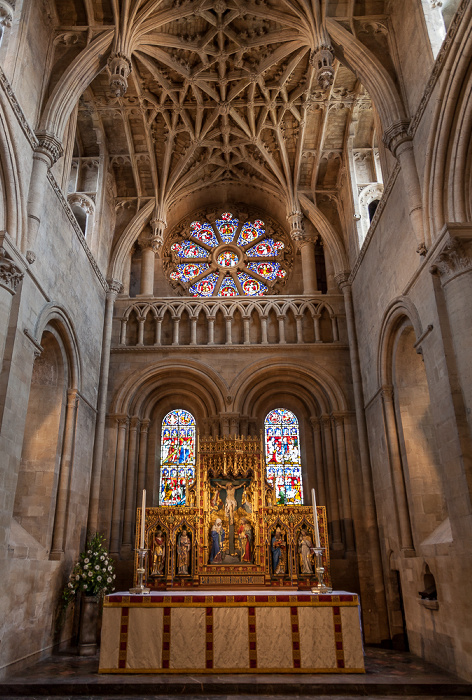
[311,488,321,548]
[140,489,146,549]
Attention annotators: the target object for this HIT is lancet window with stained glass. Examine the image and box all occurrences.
[265,408,303,506]
[159,410,196,506]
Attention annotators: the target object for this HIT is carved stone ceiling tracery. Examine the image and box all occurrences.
[55,1,384,224]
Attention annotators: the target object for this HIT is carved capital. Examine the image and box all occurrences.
[334,271,351,291]
[107,52,132,97]
[382,120,411,156]
[331,411,347,428]
[140,418,151,434]
[115,414,129,428]
[430,237,472,286]
[129,415,140,431]
[0,246,23,294]
[107,278,123,296]
[35,131,64,166]
[287,210,305,241]
[68,192,95,215]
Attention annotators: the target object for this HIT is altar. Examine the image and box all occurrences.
[99,591,364,673]
[99,433,364,674]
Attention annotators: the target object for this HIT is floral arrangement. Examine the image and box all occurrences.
[62,533,116,608]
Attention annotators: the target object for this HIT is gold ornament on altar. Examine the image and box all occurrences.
[134,434,330,589]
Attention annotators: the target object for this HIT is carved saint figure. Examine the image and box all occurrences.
[241,484,252,513]
[298,527,315,574]
[209,485,221,511]
[151,528,166,576]
[210,518,225,563]
[177,527,191,575]
[271,526,286,575]
[238,518,253,563]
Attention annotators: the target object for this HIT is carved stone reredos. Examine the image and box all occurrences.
[162,203,294,297]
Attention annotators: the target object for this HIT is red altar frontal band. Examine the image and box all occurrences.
[99,592,364,674]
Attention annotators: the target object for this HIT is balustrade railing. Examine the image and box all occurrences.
[113,295,345,347]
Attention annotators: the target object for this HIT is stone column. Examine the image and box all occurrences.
[0,246,24,372]
[50,389,79,558]
[336,272,389,635]
[27,132,64,252]
[321,414,343,547]
[87,279,123,533]
[381,385,414,552]
[243,316,251,345]
[110,415,129,553]
[139,245,155,296]
[225,316,232,345]
[136,419,150,506]
[190,317,197,345]
[277,315,286,344]
[310,417,327,506]
[383,122,426,252]
[287,210,319,294]
[123,416,140,548]
[332,412,355,552]
[207,316,215,345]
[261,315,268,345]
[172,316,180,345]
[430,227,472,443]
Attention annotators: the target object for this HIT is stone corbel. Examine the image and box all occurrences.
[107,52,132,97]
[0,245,23,294]
[34,131,64,168]
[0,1,14,45]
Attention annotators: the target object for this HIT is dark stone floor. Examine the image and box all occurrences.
[0,647,470,699]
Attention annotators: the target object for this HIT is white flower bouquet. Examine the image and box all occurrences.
[62,533,116,608]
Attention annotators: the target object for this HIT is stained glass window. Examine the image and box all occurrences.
[168,212,287,297]
[159,410,196,506]
[265,409,303,506]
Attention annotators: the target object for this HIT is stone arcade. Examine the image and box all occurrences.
[1,0,472,684]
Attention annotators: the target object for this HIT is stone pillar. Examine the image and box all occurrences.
[172,316,180,345]
[225,317,232,345]
[313,314,321,342]
[277,315,286,344]
[110,415,129,553]
[383,122,426,253]
[336,272,389,637]
[332,412,355,552]
[295,314,303,343]
[123,416,140,548]
[27,132,64,252]
[381,385,414,552]
[139,245,155,296]
[310,417,327,506]
[120,318,128,346]
[190,317,197,345]
[136,419,150,506]
[87,279,123,533]
[321,414,343,547]
[243,316,250,345]
[221,415,230,437]
[50,389,79,558]
[208,316,215,345]
[287,210,319,294]
[154,318,162,345]
[430,227,472,442]
[261,315,268,345]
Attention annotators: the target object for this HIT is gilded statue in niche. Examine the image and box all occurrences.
[177,526,192,575]
[298,526,315,574]
[151,528,166,576]
[271,526,287,575]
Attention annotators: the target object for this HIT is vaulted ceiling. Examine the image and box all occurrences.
[49,0,391,250]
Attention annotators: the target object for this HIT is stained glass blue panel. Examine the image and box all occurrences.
[247,261,286,280]
[218,275,239,297]
[171,241,208,258]
[237,221,264,246]
[237,271,268,296]
[170,262,210,282]
[265,408,303,506]
[189,272,219,296]
[160,410,196,506]
[216,212,238,243]
[246,239,284,257]
[190,222,219,248]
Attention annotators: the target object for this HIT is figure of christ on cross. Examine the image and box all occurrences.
[224,482,244,524]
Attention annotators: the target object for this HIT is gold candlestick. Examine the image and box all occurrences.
[130,548,151,594]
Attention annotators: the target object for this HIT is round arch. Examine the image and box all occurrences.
[377,296,424,389]
[33,302,82,391]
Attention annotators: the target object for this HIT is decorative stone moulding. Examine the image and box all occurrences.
[430,236,472,286]
[35,131,64,166]
[67,192,95,216]
[310,46,335,91]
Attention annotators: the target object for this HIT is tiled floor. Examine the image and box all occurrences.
[1,647,470,698]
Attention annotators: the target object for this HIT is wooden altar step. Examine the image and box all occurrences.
[0,648,470,697]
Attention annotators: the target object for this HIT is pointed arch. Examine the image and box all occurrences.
[299,193,349,273]
[39,30,114,143]
[326,19,406,130]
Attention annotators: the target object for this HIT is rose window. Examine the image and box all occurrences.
[169,212,287,297]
